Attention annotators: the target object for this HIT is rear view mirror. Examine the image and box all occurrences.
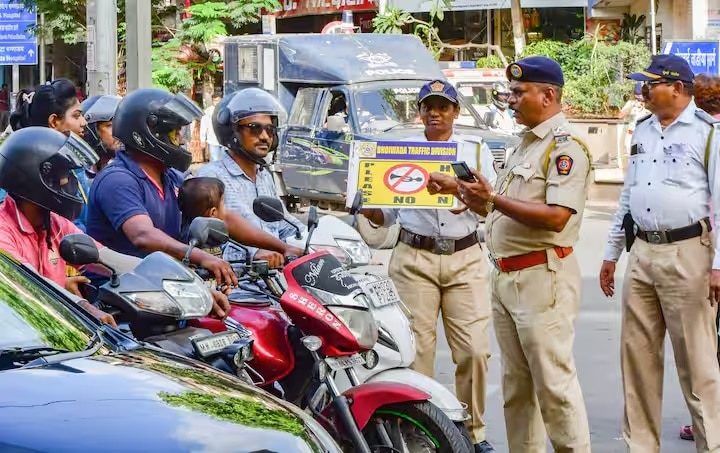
[189,217,229,248]
[253,197,285,223]
[307,206,319,229]
[350,190,364,215]
[59,234,101,266]
[483,111,496,127]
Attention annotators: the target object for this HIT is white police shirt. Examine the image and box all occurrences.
[604,100,720,269]
[380,133,497,239]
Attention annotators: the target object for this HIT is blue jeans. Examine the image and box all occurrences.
[209,144,225,162]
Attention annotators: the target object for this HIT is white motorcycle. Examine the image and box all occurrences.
[280,196,471,435]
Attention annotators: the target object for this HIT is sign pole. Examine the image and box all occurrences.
[650,0,657,54]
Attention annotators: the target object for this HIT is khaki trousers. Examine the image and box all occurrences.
[490,252,591,453]
[621,234,720,453]
[388,241,491,444]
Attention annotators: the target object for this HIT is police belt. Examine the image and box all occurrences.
[489,246,574,273]
[636,218,712,245]
[398,228,479,255]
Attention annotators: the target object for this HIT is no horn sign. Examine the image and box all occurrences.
[384,164,428,195]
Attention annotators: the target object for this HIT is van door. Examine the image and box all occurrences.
[311,88,353,197]
[281,87,324,197]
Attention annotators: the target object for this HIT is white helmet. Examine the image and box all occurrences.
[491,81,511,109]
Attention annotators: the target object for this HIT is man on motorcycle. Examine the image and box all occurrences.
[85,88,298,285]
[197,87,304,268]
[485,81,518,132]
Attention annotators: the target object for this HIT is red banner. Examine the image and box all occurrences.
[272,0,376,18]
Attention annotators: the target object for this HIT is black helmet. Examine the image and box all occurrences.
[491,81,511,110]
[81,94,122,157]
[212,88,287,167]
[0,127,99,220]
[112,88,203,172]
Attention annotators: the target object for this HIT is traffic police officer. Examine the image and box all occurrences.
[600,54,720,453]
[431,56,593,452]
[361,79,497,453]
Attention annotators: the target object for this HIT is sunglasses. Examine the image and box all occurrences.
[645,79,675,88]
[238,123,277,136]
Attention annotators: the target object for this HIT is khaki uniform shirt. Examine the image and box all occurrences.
[485,112,591,258]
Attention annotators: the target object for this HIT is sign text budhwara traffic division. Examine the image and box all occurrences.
[346,140,459,209]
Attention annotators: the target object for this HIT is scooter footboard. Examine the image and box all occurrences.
[365,368,470,422]
[321,382,430,430]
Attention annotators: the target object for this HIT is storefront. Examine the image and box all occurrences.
[270,0,378,33]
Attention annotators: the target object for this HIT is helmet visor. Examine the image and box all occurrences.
[84,95,122,123]
[60,131,100,171]
[226,90,288,127]
[159,93,204,125]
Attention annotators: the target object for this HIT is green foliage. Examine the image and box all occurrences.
[521,37,651,117]
[372,0,451,59]
[151,38,194,93]
[620,13,646,44]
[476,55,505,69]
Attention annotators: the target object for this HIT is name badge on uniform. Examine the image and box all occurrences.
[630,144,638,156]
[553,126,571,143]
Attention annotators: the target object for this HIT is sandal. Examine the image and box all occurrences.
[680,424,694,441]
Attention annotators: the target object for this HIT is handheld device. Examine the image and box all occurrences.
[451,161,477,183]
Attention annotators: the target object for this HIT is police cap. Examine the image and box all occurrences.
[627,54,695,83]
[506,56,565,87]
[418,79,458,105]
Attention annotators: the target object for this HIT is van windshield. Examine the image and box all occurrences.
[353,83,481,133]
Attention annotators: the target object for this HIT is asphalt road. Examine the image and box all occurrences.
[363,194,698,453]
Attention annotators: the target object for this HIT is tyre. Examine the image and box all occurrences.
[454,422,474,451]
[362,401,472,453]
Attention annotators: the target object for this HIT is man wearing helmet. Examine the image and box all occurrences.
[197,87,305,267]
[86,88,296,286]
[485,81,518,132]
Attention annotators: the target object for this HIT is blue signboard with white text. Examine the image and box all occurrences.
[0,0,37,65]
[662,40,720,76]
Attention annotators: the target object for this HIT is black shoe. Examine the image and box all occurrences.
[474,440,496,453]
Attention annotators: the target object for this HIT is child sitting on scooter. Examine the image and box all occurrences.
[178,176,227,258]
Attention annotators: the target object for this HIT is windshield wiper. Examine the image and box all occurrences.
[382,122,416,132]
[0,328,105,369]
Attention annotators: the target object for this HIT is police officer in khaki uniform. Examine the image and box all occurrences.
[600,54,720,453]
[430,56,592,452]
[361,79,497,453]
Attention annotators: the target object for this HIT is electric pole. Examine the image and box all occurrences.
[510,0,526,56]
[125,0,152,93]
[86,0,118,96]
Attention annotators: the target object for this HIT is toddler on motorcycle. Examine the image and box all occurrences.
[178,176,227,259]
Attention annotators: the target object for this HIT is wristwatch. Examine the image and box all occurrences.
[485,191,497,213]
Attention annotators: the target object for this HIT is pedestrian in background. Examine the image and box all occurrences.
[676,72,720,443]
[600,54,720,453]
[430,56,593,452]
[360,79,498,453]
[200,92,225,162]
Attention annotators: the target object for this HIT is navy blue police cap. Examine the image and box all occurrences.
[627,54,695,83]
[506,56,565,87]
[418,80,458,105]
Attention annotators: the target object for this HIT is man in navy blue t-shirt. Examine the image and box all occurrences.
[87,89,299,289]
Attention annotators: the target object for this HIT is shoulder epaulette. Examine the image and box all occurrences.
[695,109,720,125]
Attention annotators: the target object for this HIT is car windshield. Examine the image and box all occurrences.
[0,253,97,363]
[353,82,482,133]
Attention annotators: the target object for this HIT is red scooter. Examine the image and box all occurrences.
[189,204,469,453]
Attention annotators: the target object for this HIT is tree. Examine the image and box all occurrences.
[372,0,450,59]
[151,0,279,107]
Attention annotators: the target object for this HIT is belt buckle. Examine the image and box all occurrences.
[433,238,455,255]
[647,230,667,244]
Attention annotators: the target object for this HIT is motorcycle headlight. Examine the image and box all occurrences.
[123,280,214,320]
[330,306,378,349]
[335,238,371,266]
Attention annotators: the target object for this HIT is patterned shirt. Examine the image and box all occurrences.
[197,152,306,262]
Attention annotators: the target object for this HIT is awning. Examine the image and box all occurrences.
[388,0,588,13]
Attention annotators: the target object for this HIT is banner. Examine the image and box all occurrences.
[346,140,460,210]
[273,0,375,18]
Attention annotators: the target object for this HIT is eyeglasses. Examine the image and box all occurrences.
[645,79,675,88]
[238,123,277,136]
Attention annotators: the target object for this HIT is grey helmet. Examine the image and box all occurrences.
[491,81,511,110]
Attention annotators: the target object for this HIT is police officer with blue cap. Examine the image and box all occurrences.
[431,55,593,452]
[601,53,720,452]
[361,79,498,453]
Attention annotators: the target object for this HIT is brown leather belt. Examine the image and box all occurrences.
[490,246,574,273]
[398,228,479,255]
[636,218,711,244]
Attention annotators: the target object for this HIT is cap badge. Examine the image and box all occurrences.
[430,81,445,92]
[509,64,522,79]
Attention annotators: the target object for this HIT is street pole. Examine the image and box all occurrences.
[649,0,657,54]
[510,0,525,56]
[125,0,152,93]
[86,0,118,96]
[39,13,46,83]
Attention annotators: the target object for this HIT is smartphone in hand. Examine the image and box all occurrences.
[451,161,478,183]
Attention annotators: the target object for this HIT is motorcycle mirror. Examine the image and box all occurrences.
[59,234,100,266]
[350,190,364,214]
[189,217,229,248]
[252,197,285,223]
[307,206,319,229]
[483,111,496,127]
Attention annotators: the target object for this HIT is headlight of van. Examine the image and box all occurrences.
[124,279,214,320]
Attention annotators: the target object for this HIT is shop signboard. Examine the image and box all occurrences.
[387,0,587,13]
[273,0,376,18]
[661,40,720,76]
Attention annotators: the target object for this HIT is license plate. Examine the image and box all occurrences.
[325,353,366,371]
[192,331,241,358]
[361,278,402,308]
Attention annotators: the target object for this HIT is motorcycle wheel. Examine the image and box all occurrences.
[454,422,474,451]
[361,401,471,453]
